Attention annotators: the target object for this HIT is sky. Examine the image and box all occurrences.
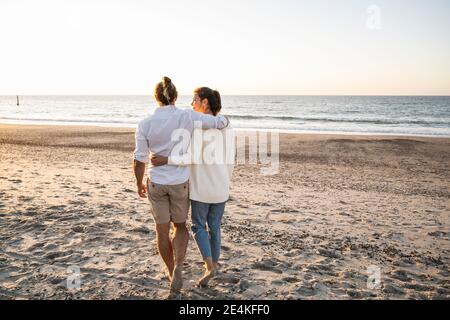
[0,0,449,95]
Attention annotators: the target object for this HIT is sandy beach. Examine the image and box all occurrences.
[0,124,449,300]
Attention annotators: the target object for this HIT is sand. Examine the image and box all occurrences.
[0,124,449,300]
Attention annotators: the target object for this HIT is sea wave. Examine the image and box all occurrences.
[2,114,449,127]
[228,114,450,126]
[0,116,136,125]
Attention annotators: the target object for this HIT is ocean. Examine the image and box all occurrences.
[0,95,449,136]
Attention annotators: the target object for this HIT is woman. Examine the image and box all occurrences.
[133,78,229,293]
[152,87,234,287]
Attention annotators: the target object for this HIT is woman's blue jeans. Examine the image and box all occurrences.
[190,200,226,262]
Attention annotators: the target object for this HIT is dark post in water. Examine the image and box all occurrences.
[16,95,19,106]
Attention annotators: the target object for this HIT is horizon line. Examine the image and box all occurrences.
[3,94,450,97]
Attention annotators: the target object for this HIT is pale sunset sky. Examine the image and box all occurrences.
[0,0,449,95]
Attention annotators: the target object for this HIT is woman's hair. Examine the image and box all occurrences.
[194,87,222,116]
[154,76,178,105]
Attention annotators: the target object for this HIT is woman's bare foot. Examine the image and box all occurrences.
[170,266,183,293]
[197,268,216,287]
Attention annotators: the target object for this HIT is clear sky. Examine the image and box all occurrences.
[0,0,449,95]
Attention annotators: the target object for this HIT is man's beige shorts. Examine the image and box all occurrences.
[147,179,189,224]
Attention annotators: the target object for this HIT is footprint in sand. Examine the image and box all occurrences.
[48,205,67,211]
[403,283,434,292]
[72,225,86,233]
[390,269,413,282]
[280,218,297,225]
[215,274,240,285]
[26,242,46,252]
[43,243,59,251]
[22,209,38,216]
[254,202,270,207]
[383,284,405,295]
[45,251,65,260]
[316,248,343,260]
[18,196,34,202]
[48,276,67,285]
[338,210,352,217]
[239,279,250,291]
[251,258,283,274]
[281,276,299,283]
[346,289,376,299]
[270,279,284,286]
[295,281,318,297]
[428,231,448,238]
[305,262,337,276]
[240,283,269,298]
[68,200,86,206]
[129,226,151,234]
[284,249,302,257]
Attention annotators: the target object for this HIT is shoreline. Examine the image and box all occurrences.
[1,122,449,140]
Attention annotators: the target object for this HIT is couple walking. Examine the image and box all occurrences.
[133,77,234,294]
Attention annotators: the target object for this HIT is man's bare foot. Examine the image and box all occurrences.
[197,269,216,287]
[170,266,183,293]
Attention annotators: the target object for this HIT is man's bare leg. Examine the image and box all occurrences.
[156,223,174,280]
[170,222,189,292]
